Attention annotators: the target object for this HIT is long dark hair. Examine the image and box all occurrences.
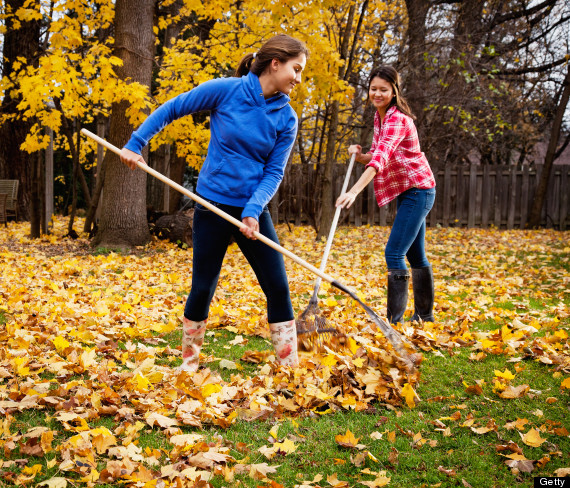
[368,66,415,119]
[235,34,308,77]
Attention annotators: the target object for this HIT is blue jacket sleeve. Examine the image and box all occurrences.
[241,110,298,220]
[124,79,226,154]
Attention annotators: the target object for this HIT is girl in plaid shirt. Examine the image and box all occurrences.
[336,66,436,325]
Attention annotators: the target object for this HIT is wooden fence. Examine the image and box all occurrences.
[269,163,570,230]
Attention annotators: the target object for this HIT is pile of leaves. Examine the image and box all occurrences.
[0,218,568,486]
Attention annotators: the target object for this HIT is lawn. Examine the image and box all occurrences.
[0,218,568,487]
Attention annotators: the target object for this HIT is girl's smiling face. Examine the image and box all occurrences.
[368,76,394,114]
[271,53,306,95]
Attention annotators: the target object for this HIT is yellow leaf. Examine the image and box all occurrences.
[151,321,176,334]
[52,336,70,353]
[401,383,417,408]
[219,359,238,369]
[40,431,54,454]
[520,428,546,447]
[14,357,30,376]
[274,438,297,454]
[560,377,570,389]
[79,347,97,369]
[202,383,223,397]
[327,473,350,487]
[132,373,151,392]
[324,297,338,307]
[322,354,338,367]
[269,424,279,439]
[359,474,391,487]
[347,336,359,355]
[494,368,515,380]
[353,357,365,368]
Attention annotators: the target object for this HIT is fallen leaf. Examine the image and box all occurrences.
[520,428,546,447]
[499,384,529,399]
[505,459,534,473]
[359,474,391,487]
[335,429,360,449]
[494,369,515,380]
[248,463,280,480]
[273,438,297,455]
[438,466,456,477]
[37,477,68,488]
[327,473,350,487]
[219,358,238,369]
[145,412,180,429]
[401,383,418,408]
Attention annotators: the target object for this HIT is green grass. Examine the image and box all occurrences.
[4,326,567,488]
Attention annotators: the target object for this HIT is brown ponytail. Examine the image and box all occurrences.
[235,34,308,77]
[368,66,415,120]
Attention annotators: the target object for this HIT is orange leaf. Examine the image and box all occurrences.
[335,429,360,448]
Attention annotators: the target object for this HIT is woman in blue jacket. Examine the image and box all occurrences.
[120,34,308,371]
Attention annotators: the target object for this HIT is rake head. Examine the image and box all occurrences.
[296,302,340,351]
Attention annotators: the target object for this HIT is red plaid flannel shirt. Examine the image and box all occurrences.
[366,106,435,207]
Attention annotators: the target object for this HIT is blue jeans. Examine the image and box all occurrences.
[184,199,294,323]
[385,187,436,270]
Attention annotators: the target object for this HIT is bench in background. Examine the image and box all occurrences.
[0,180,18,221]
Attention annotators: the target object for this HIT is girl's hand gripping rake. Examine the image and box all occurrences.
[80,128,419,371]
[296,153,356,347]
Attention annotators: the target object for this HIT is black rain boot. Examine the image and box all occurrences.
[411,265,435,322]
[387,269,409,324]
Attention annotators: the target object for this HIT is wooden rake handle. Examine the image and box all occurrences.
[81,128,417,370]
[310,152,357,297]
[81,128,339,285]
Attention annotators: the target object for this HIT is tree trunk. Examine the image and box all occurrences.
[402,0,429,127]
[84,116,108,234]
[0,0,40,222]
[527,65,570,228]
[317,4,356,240]
[92,0,156,249]
[30,151,43,237]
[148,0,185,212]
[168,153,187,213]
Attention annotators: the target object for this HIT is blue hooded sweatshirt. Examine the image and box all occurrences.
[124,72,298,220]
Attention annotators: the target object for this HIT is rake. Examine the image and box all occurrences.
[80,128,419,371]
[296,153,356,347]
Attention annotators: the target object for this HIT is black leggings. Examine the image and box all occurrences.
[184,200,294,323]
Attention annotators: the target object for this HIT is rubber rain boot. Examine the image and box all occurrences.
[179,318,207,372]
[411,265,435,322]
[387,269,410,325]
[269,319,299,367]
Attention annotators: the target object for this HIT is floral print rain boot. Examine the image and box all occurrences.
[269,319,299,367]
[178,317,207,373]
